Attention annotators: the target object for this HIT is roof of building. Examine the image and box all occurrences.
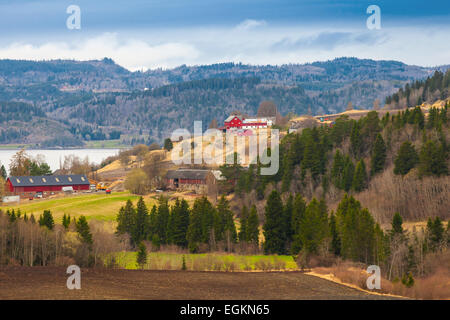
[165,169,211,180]
[225,115,242,122]
[7,175,90,187]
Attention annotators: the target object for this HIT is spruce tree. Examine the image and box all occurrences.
[136,242,147,269]
[298,198,329,255]
[163,138,173,151]
[370,133,387,176]
[0,164,6,180]
[331,150,345,189]
[394,141,418,175]
[238,205,249,242]
[418,140,448,176]
[133,197,150,245]
[168,199,190,248]
[263,190,285,254]
[187,197,215,252]
[216,195,237,249]
[116,200,136,236]
[291,194,306,254]
[342,156,355,192]
[62,213,71,229]
[76,216,93,245]
[350,122,363,157]
[329,212,341,256]
[155,197,170,245]
[391,212,404,236]
[283,194,294,247]
[39,210,54,230]
[427,217,445,251]
[246,205,259,245]
[352,159,367,192]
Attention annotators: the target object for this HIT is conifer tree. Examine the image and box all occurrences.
[246,205,260,245]
[238,205,249,242]
[116,200,136,236]
[216,195,237,248]
[136,242,147,269]
[163,138,173,151]
[350,122,363,157]
[291,194,306,236]
[342,156,355,192]
[298,198,329,255]
[39,210,54,230]
[62,213,71,229]
[418,140,448,176]
[394,141,418,175]
[155,197,170,245]
[263,190,285,254]
[168,199,190,248]
[76,215,93,245]
[427,217,445,251]
[352,159,367,192]
[133,197,150,245]
[391,212,404,236]
[283,194,294,247]
[0,164,6,180]
[329,212,341,255]
[187,197,215,252]
[371,133,387,176]
[331,150,345,188]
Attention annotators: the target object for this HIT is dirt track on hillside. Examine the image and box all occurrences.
[0,267,400,300]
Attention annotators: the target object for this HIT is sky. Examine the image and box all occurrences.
[0,0,449,71]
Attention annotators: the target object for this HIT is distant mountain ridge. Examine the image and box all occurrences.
[0,57,448,147]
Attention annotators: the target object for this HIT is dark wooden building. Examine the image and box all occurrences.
[165,169,222,196]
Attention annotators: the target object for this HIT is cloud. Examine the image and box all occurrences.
[235,19,267,31]
[0,24,448,70]
[0,33,200,71]
[271,31,387,51]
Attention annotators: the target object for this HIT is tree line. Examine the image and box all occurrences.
[0,209,126,267]
[116,195,259,253]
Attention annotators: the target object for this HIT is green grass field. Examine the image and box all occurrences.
[2,192,158,222]
[83,139,128,149]
[113,252,298,271]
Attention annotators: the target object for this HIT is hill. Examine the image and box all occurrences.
[0,57,449,146]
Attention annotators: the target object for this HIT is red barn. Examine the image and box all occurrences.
[6,175,90,198]
[224,115,243,129]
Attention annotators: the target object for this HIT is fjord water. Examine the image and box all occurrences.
[0,149,120,174]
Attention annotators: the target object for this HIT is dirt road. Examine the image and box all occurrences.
[0,267,399,300]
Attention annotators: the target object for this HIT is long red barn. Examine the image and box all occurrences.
[6,174,90,197]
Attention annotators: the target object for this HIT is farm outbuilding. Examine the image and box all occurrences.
[164,169,223,196]
[6,174,90,198]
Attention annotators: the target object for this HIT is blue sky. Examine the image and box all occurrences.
[0,0,449,70]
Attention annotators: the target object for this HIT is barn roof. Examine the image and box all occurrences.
[225,115,242,122]
[165,169,210,180]
[7,175,90,187]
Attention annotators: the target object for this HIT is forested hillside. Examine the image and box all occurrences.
[384,69,450,109]
[0,57,448,146]
[225,103,449,223]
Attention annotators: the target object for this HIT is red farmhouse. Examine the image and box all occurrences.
[6,175,90,197]
[224,115,243,129]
